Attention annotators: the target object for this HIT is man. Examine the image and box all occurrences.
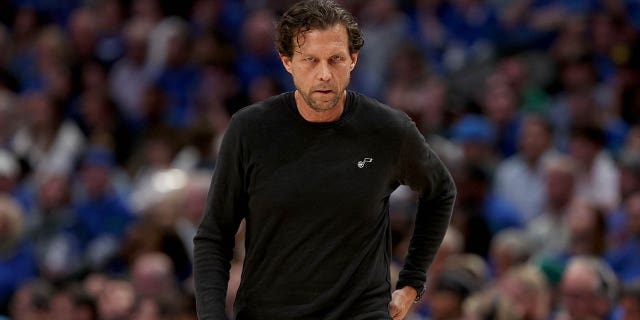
[493,115,557,223]
[193,1,456,319]
[557,256,618,320]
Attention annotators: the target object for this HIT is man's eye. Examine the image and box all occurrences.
[331,56,342,62]
[305,57,315,62]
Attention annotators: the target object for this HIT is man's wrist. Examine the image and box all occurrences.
[399,284,426,303]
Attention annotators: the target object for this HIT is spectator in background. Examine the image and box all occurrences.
[494,115,557,223]
[0,195,38,315]
[49,283,97,320]
[11,91,86,177]
[0,149,31,217]
[452,163,521,258]
[479,73,522,158]
[130,0,163,26]
[424,226,465,286]
[128,128,180,213]
[109,18,154,130]
[0,149,20,197]
[66,6,99,74]
[606,191,640,282]
[174,172,211,262]
[492,50,551,115]
[426,267,479,320]
[385,43,432,122]
[489,228,533,280]
[28,173,81,280]
[569,125,620,211]
[555,256,619,320]
[0,91,17,148]
[619,280,640,320]
[11,24,69,93]
[188,0,244,42]
[609,36,640,128]
[92,0,126,66]
[405,0,449,75]
[352,0,409,99]
[74,91,134,166]
[130,252,180,299]
[527,156,576,259]
[619,128,640,200]
[609,147,640,246]
[72,146,136,270]
[152,18,201,128]
[114,211,191,283]
[564,199,608,259]
[235,9,290,93]
[548,53,605,149]
[8,280,53,320]
[95,278,136,320]
[591,12,626,85]
[497,263,551,320]
[7,5,43,70]
[449,114,498,172]
[129,294,181,320]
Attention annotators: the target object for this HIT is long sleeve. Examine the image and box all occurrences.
[193,116,248,319]
[395,119,457,290]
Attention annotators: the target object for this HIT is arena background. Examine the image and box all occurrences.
[1,0,640,319]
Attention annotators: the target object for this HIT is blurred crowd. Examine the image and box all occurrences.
[0,0,640,319]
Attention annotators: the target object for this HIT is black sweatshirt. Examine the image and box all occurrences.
[194,91,456,320]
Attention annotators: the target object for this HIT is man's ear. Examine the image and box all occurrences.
[349,52,359,71]
[280,55,293,74]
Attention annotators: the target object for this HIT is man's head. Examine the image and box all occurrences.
[560,256,618,320]
[275,0,363,114]
[518,115,553,163]
[275,0,363,59]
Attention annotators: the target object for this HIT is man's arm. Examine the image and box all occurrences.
[391,118,457,318]
[193,117,248,319]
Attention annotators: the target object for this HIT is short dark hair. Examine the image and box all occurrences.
[275,0,364,58]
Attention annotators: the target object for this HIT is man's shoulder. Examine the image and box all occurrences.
[234,93,291,121]
[349,91,412,127]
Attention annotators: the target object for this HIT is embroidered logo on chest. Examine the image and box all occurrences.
[357,157,373,168]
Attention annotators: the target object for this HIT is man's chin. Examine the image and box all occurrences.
[309,100,339,112]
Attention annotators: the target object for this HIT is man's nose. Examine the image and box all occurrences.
[317,62,331,81]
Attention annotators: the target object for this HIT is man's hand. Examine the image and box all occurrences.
[388,286,418,320]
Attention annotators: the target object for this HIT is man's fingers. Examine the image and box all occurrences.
[389,288,415,320]
[388,301,404,319]
[388,301,399,316]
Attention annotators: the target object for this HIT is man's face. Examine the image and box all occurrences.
[561,264,607,319]
[280,24,357,112]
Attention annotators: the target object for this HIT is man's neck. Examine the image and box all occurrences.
[294,91,345,123]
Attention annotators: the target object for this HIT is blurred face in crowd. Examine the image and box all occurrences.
[567,200,601,255]
[429,290,463,319]
[621,292,640,320]
[280,24,358,115]
[545,165,575,209]
[561,263,609,320]
[37,174,70,211]
[626,193,640,236]
[569,136,600,167]
[80,164,111,199]
[49,291,74,320]
[23,93,57,130]
[97,280,136,320]
[482,79,517,125]
[518,117,551,163]
[497,266,550,320]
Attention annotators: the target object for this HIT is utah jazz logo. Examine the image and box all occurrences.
[357,157,373,168]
